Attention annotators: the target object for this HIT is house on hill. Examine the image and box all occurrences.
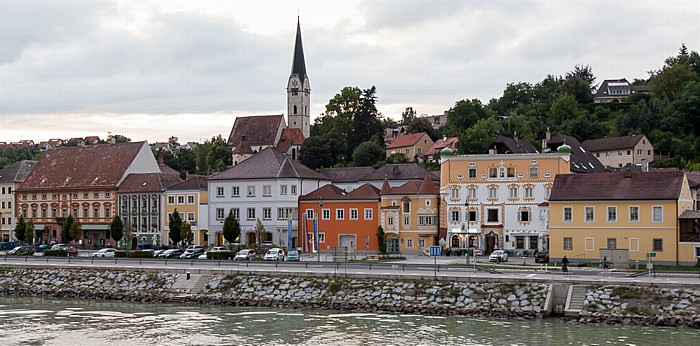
[594,78,650,103]
[385,132,434,162]
[582,134,654,169]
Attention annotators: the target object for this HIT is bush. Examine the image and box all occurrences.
[114,250,153,258]
[207,251,234,260]
[43,249,67,257]
[115,250,128,258]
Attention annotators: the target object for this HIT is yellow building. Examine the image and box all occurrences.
[549,170,695,265]
[379,175,440,253]
[386,132,434,162]
[164,176,209,246]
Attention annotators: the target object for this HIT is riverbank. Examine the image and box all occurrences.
[1,266,698,328]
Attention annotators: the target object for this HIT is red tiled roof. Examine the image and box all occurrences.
[300,183,380,201]
[426,137,459,156]
[384,180,422,195]
[276,128,305,153]
[582,135,646,152]
[119,173,167,193]
[18,142,146,191]
[227,115,284,148]
[386,132,427,149]
[417,175,439,194]
[549,170,685,201]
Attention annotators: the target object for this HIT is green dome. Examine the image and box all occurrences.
[440,146,453,156]
[557,143,572,154]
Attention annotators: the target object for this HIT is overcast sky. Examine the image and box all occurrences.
[1,1,697,143]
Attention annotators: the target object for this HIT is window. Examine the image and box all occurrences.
[563,207,573,222]
[336,209,344,220]
[406,238,413,248]
[467,187,477,199]
[177,196,185,204]
[652,206,663,222]
[306,209,315,220]
[507,167,515,177]
[94,192,99,198]
[291,185,297,195]
[168,196,175,204]
[508,186,518,199]
[231,208,240,220]
[607,207,617,222]
[247,186,255,197]
[216,187,224,197]
[450,210,460,222]
[403,216,410,225]
[564,237,572,250]
[263,208,272,220]
[488,187,497,199]
[187,195,195,204]
[41,208,47,218]
[216,208,224,220]
[637,149,642,155]
[388,217,394,225]
[529,166,538,178]
[83,193,88,199]
[468,168,477,179]
[516,236,525,249]
[585,206,594,222]
[405,148,410,154]
[247,208,256,220]
[263,185,271,197]
[653,238,663,252]
[280,185,288,195]
[403,200,410,213]
[42,194,47,200]
[318,233,326,243]
[105,208,110,218]
[350,209,358,220]
[364,208,374,220]
[607,238,617,249]
[105,192,110,198]
[93,207,99,218]
[468,210,477,222]
[647,150,651,156]
[545,186,551,199]
[418,216,435,225]
[83,208,89,218]
[618,150,623,156]
[277,208,285,220]
[322,209,330,220]
[187,212,195,223]
[419,239,425,247]
[519,210,530,222]
[232,186,240,197]
[487,209,499,223]
[488,168,498,178]
[629,206,640,222]
[627,150,631,155]
[524,187,533,199]
[52,208,57,217]
[450,188,459,199]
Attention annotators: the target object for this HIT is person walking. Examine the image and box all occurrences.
[562,255,569,272]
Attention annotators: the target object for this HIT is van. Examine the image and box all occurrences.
[264,248,285,261]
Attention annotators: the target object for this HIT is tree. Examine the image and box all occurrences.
[650,64,699,100]
[299,132,347,169]
[109,215,123,245]
[560,76,594,104]
[108,134,131,143]
[254,218,267,248]
[457,116,503,154]
[348,86,385,159]
[169,209,183,246]
[206,135,233,173]
[400,107,417,126]
[376,226,386,253]
[176,148,197,174]
[406,118,438,141]
[548,93,582,129]
[312,86,362,137]
[565,64,596,91]
[352,141,385,167]
[61,214,75,243]
[444,99,494,137]
[664,44,700,76]
[25,219,35,244]
[69,219,83,243]
[180,222,193,246]
[222,210,241,245]
[14,215,26,243]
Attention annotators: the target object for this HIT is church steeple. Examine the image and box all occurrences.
[287,17,311,138]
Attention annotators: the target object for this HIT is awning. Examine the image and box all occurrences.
[82,224,110,231]
[679,210,700,219]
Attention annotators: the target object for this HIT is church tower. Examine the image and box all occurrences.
[287,18,310,138]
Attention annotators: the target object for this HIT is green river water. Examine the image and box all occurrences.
[0,296,697,345]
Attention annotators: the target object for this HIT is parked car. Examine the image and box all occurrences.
[186,245,206,252]
[1,242,16,250]
[65,246,79,257]
[180,248,205,259]
[234,249,256,261]
[152,249,166,257]
[159,249,183,258]
[287,249,300,261]
[92,248,116,258]
[34,244,51,252]
[8,246,34,256]
[534,251,550,264]
[137,243,157,251]
[264,248,285,261]
[489,250,508,262]
[209,246,228,252]
[51,243,69,250]
[197,252,209,260]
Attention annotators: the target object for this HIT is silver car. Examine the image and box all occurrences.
[489,250,508,262]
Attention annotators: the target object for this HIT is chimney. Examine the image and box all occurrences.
[489,146,496,155]
[157,156,164,164]
[179,171,187,180]
[545,127,551,143]
[513,131,518,142]
[443,135,447,142]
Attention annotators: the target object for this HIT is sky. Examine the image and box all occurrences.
[1,0,698,144]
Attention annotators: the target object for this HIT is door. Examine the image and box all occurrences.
[93,233,99,249]
[485,235,496,254]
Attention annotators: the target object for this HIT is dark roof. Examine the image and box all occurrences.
[168,175,208,191]
[18,142,145,191]
[426,137,459,156]
[362,164,439,182]
[208,147,328,181]
[582,135,646,152]
[384,181,422,195]
[227,115,284,148]
[290,18,308,86]
[0,160,38,184]
[547,134,605,173]
[321,167,376,183]
[686,171,700,188]
[594,78,630,98]
[299,183,380,201]
[159,163,179,175]
[118,173,181,193]
[276,128,305,153]
[386,132,428,149]
[549,170,685,201]
[489,135,538,154]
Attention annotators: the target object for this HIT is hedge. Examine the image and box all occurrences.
[114,250,154,258]
[43,249,68,257]
[207,251,234,260]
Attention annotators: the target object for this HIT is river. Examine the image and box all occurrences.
[0,296,697,345]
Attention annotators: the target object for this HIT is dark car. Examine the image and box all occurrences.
[534,251,550,263]
[9,246,35,256]
[34,244,51,252]
[180,248,205,259]
[159,249,183,258]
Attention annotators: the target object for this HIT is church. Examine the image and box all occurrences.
[227,19,310,165]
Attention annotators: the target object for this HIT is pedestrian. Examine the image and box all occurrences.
[562,255,569,272]
[603,256,608,269]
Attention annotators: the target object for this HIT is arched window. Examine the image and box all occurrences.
[293,105,298,114]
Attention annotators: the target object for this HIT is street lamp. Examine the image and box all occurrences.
[465,200,470,265]
[317,197,323,262]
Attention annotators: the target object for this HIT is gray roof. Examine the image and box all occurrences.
[490,135,538,154]
[0,160,38,184]
[290,18,308,86]
[550,170,684,201]
[547,135,606,173]
[321,167,376,183]
[361,164,439,183]
[208,147,328,181]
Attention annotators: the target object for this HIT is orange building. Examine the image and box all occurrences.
[298,183,381,256]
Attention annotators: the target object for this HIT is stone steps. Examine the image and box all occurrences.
[564,285,587,317]
[191,274,211,294]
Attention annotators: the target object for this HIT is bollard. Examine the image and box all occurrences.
[635,260,639,270]
[522,257,526,265]
[186,272,191,280]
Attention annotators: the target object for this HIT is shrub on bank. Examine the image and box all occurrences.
[43,249,67,257]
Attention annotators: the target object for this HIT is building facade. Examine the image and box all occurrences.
[164,176,209,246]
[582,135,654,169]
[0,161,37,241]
[386,132,434,162]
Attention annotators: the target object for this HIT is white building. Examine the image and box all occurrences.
[0,161,37,241]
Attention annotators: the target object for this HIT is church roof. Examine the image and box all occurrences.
[290,18,308,86]
[276,128,305,153]
[227,114,284,148]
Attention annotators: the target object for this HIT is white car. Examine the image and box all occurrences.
[489,250,508,262]
[234,249,256,261]
[92,248,116,258]
[264,248,285,261]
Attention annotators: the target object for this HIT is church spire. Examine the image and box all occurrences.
[291,17,307,86]
[287,17,311,138]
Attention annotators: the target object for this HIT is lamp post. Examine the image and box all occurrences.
[465,200,470,265]
[317,197,323,262]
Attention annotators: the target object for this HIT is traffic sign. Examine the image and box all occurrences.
[429,246,441,257]
[646,252,656,258]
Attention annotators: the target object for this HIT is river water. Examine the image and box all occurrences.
[0,296,697,345]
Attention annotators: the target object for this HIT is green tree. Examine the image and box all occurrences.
[457,116,503,154]
[664,44,700,76]
[565,64,597,91]
[400,107,417,126]
[194,140,213,175]
[176,148,197,174]
[406,118,438,141]
[299,132,347,169]
[352,140,385,167]
[180,222,193,246]
[25,219,35,244]
[109,215,123,245]
[312,86,362,137]
[14,215,26,243]
[348,86,384,158]
[548,93,582,129]
[206,135,232,173]
[650,64,699,100]
[69,219,83,243]
[169,209,183,246]
[376,226,386,253]
[254,218,267,248]
[444,99,494,137]
[108,134,131,143]
[560,76,594,104]
[222,210,241,245]
[61,214,75,243]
